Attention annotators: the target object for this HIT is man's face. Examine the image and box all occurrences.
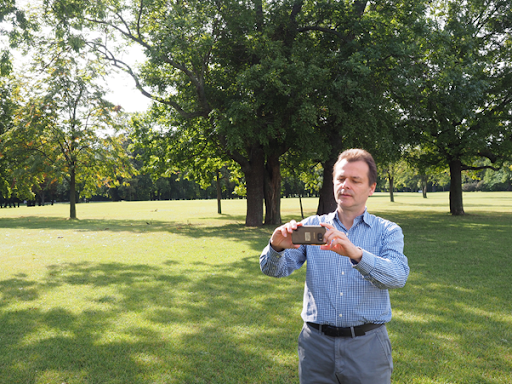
[333,159,376,214]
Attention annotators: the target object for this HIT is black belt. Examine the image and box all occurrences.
[307,322,383,337]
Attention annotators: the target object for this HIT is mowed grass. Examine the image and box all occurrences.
[0,192,511,384]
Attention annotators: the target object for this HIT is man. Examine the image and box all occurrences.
[260,148,409,384]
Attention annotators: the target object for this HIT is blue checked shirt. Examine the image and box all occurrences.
[260,209,409,327]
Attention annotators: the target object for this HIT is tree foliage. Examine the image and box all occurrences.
[0,77,18,197]
[394,0,512,215]
[39,0,432,225]
[0,0,38,76]
[0,42,135,218]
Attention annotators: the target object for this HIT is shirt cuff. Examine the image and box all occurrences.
[352,249,376,275]
[268,242,284,258]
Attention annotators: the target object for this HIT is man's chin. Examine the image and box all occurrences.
[336,200,352,209]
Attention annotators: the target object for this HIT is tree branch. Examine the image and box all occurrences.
[83,14,211,116]
[461,164,500,171]
[86,41,208,119]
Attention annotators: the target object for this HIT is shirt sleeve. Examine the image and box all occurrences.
[259,242,307,278]
[353,223,409,289]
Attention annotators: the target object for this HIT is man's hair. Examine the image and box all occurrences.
[333,149,377,186]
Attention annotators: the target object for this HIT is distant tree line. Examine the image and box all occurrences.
[3,152,509,209]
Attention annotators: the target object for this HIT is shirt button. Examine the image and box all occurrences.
[339,314,343,317]
[342,271,345,275]
[340,292,343,296]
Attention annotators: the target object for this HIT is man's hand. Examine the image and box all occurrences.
[270,220,303,252]
[320,223,363,262]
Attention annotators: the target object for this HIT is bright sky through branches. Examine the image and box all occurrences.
[7,0,151,113]
[107,57,152,113]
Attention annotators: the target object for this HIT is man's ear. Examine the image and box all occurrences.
[368,183,377,196]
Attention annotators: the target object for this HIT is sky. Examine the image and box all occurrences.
[106,68,152,113]
[89,39,153,113]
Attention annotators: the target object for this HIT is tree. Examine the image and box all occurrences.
[296,1,427,214]
[40,0,429,226]
[40,0,275,225]
[393,0,512,215]
[128,109,235,214]
[481,161,512,191]
[1,1,34,202]
[0,78,17,197]
[1,44,135,219]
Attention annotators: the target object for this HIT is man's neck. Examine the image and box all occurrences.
[337,208,365,230]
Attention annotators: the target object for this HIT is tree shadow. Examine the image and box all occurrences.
[0,255,305,384]
[0,216,276,255]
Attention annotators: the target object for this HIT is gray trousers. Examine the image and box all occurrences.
[298,322,393,384]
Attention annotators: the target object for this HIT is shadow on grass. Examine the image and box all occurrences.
[0,215,244,231]
[0,215,275,255]
[0,255,304,384]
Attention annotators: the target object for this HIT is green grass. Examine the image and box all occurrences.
[0,192,511,383]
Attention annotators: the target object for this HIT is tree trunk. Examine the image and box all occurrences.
[216,169,222,214]
[264,154,282,225]
[449,159,465,215]
[421,175,428,198]
[69,168,77,219]
[243,146,265,226]
[317,157,337,215]
[388,171,395,203]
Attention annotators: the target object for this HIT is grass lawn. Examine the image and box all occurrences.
[0,192,511,383]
